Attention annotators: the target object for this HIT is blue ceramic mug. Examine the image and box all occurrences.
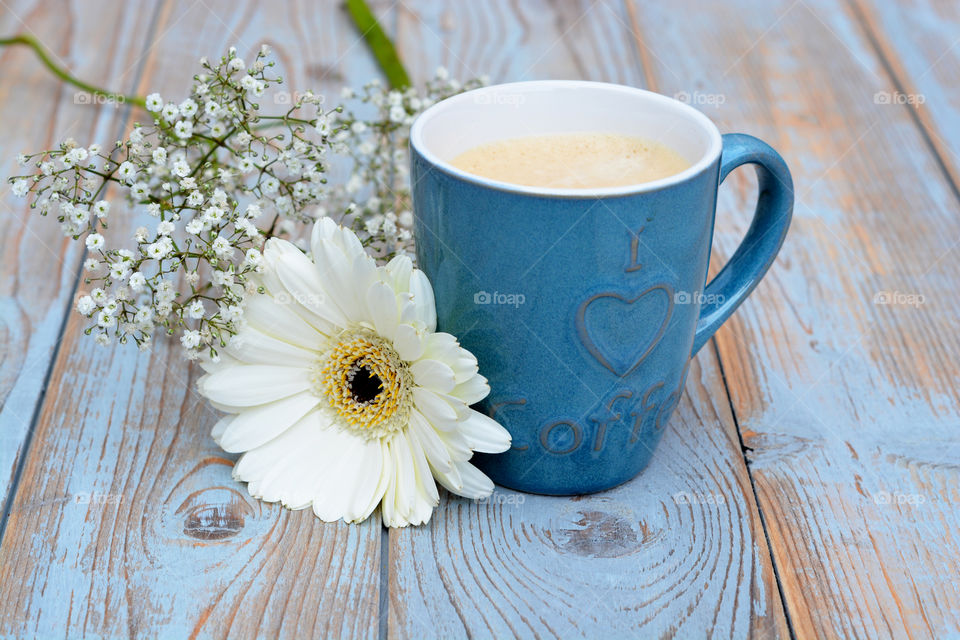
[410,81,792,495]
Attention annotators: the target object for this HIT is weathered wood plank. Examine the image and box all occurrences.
[853,0,960,191]
[0,0,158,505]
[387,1,788,637]
[0,1,386,637]
[623,0,960,636]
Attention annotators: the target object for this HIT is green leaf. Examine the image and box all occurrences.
[344,0,411,90]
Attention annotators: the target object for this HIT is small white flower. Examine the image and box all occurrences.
[174,121,194,139]
[186,299,205,319]
[146,203,161,217]
[229,57,246,71]
[157,220,175,236]
[12,179,30,197]
[161,103,179,122]
[210,235,232,258]
[203,205,224,223]
[196,219,510,527]
[131,182,149,199]
[179,98,198,118]
[129,272,147,292]
[129,128,144,144]
[237,156,255,173]
[93,200,110,218]
[172,160,190,177]
[84,258,100,272]
[261,177,279,194]
[235,131,252,146]
[90,288,107,302]
[145,93,163,112]
[146,237,173,259]
[315,117,331,137]
[243,248,263,268]
[110,262,131,281]
[97,310,116,329]
[185,219,205,235]
[85,233,105,250]
[389,105,406,123]
[235,218,258,239]
[186,190,204,207]
[181,329,202,349]
[66,147,88,166]
[134,306,154,326]
[245,203,262,219]
[152,148,167,165]
[116,161,137,183]
[88,143,101,155]
[76,295,96,316]
[240,74,258,92]
[95,333,111,346]
[205,100,222,116]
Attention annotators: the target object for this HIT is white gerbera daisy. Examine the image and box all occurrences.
[197,218,511,527]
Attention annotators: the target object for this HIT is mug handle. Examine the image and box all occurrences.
[691,133,794,355]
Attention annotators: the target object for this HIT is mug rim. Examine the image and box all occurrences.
[409,80,724,198]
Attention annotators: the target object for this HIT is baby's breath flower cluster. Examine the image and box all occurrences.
[9,46,479,359]
[330,68,485,260]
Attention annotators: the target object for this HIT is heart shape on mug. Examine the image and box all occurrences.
[575,285,674,377]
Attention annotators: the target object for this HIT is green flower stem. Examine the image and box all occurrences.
[345,0,411,89]
[0,34,146,108]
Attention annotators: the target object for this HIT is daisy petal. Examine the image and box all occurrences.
[366,280,400,341]
[412,386,459,426]
[270,241,346,327]
[383,254,413,291]
[410,359,457,393]
[458,409,512,453]
[243,289,327,346]
[407,431,440,504]
[217,392,320,453]
[408,269,437,331]
[449,461,495,499]
[199,365,311,406]
[450,375,490,405]
[211,416,231,441]
[312,436,383,523]
[382,436,418,527]
[408,410,453,473]
[226,326,318,367]
[393,324,425,361]
[234,412,341,509]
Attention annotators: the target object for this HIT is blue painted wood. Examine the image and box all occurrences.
[854,0,960,189]
[0,0,159,506]
[617,0,960,636]
[0,1,386,637]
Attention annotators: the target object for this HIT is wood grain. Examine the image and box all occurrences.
[852,0,960,191]
[0,0,158,505]
[0,1,385,637]
[387,1,788,637]
[623,0,960,636]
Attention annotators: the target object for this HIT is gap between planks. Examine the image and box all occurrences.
[0,0,170,549]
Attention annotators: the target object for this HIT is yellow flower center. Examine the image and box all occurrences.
[314,326,412,439]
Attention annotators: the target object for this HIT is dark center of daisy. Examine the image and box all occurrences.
[348,363,383,405]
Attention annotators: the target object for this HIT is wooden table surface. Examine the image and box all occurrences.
[1,0,959,638]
